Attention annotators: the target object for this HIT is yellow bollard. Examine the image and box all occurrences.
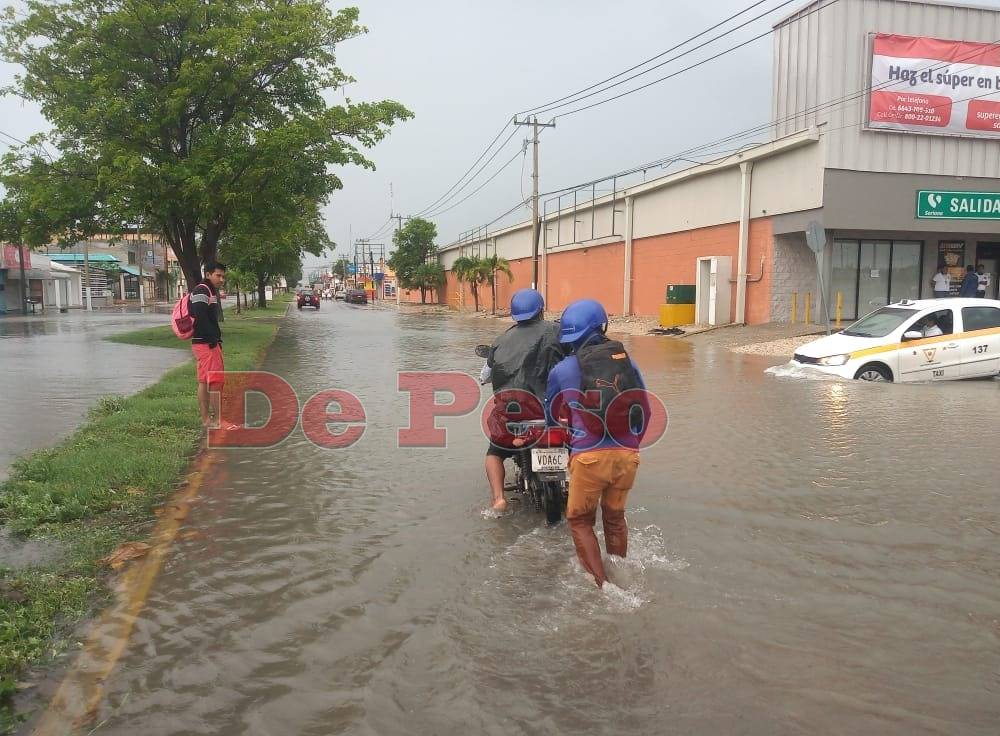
[791,292,797,324]
[835,291,843,328]
[805,292,812,325]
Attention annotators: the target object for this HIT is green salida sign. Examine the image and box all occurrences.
[917,190,1000,220]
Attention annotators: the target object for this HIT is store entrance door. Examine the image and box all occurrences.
[975,243,1000,299]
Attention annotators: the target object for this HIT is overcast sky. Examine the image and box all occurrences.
[5,0,1000,274]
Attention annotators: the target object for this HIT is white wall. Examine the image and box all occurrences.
[771,234,820,321]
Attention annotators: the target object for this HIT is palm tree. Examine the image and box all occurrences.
[452,255,483,311]
[481,255,514,314]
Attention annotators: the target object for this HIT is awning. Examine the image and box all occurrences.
[119,265,155,277]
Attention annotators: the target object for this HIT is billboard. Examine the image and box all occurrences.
[868,33,1000,138]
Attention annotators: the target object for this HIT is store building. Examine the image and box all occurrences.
[0,249,82,313]
[427,0,1000,324]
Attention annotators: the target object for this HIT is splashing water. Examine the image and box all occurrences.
[765,361,845,381]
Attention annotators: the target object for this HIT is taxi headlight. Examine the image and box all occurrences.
[818,353,850,366]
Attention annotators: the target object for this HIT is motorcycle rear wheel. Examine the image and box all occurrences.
[541,481,563,525]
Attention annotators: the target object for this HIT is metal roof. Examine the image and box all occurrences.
[47,253,119,263]
[118,265,154,277]
[774,0,1000,29]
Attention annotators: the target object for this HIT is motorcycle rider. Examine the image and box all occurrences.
[481,288,563,513]
[545,299,649,588]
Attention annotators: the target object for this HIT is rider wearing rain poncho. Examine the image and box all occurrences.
[480,289,564,513]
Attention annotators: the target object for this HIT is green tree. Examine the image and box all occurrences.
[388,218,437,292]
[481,255,514,314]
[2,2,411,289]
[412,262,445,305]
[221,202,329,309]
[226,267,255,314]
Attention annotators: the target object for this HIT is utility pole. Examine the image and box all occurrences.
[17,243,28,315]
[83,238,92,311]
[392,213,409,306]
[514,116,555,290]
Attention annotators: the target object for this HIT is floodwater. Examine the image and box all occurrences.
[36,303,1000,735]
[0,310,186,479]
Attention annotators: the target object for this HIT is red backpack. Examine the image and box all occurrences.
[171,293,194,339]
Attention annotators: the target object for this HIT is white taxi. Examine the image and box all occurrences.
[791,298,1000,382]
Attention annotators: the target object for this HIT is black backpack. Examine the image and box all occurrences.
[576,339,645,445]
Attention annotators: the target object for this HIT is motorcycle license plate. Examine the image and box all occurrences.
[531,448,568,473]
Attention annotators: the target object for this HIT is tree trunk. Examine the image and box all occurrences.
[420,287,426,304]
[471,284,479,312]
[257,274,267,309]
[171,225,203,291]
[491,276,497,315]
[235,287,241,314]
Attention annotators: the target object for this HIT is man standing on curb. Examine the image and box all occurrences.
[190,261,234,429]
[545,298,649,589]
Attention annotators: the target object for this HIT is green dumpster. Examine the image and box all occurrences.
[666,284,696,304]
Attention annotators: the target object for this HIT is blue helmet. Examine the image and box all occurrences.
[559,299,608,345]
[510,288,544,322]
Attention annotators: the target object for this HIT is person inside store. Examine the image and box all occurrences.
[959,265,980,298]
[931,265,951,299]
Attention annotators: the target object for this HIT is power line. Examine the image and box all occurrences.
[411,122,517,218]
[552,0,839,120]
[406,2,799,221]
[423,148,525,220]
[530,0,803,118]
[517,0,778,116]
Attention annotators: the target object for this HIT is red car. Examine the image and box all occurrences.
[297,289,320,310]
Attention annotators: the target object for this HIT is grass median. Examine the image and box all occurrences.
[0,294,291,732]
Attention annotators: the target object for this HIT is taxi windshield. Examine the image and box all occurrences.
[842,307,917,338]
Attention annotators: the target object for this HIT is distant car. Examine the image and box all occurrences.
[297,289,320,310]
[790,298,1000,382]
[334,287,346,300]
[345,289,368,305]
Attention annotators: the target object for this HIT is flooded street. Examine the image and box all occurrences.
[57,304,1000,735]
[0,311,185,479]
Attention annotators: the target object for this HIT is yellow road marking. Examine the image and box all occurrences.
[32,452,215,735]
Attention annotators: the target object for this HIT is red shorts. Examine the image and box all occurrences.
[191,343,225,388]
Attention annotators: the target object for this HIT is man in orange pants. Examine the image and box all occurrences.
[545,299,649,588]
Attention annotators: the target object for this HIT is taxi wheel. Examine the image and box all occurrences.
[855,363,892,382]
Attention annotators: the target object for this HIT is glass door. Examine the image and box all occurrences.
[831,240,860,320]
[858,241,891,317]
[889,241,922,303]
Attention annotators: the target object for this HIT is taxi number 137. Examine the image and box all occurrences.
[973,345,989,354]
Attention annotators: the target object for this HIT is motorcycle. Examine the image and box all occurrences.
[476,344,570,524]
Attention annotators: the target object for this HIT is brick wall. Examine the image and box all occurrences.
[631,218,773,323]
[770,233,817,322]
[544,243,626,313]
[433,216,776,323]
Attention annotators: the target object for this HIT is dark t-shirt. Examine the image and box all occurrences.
[190,281,222,346]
